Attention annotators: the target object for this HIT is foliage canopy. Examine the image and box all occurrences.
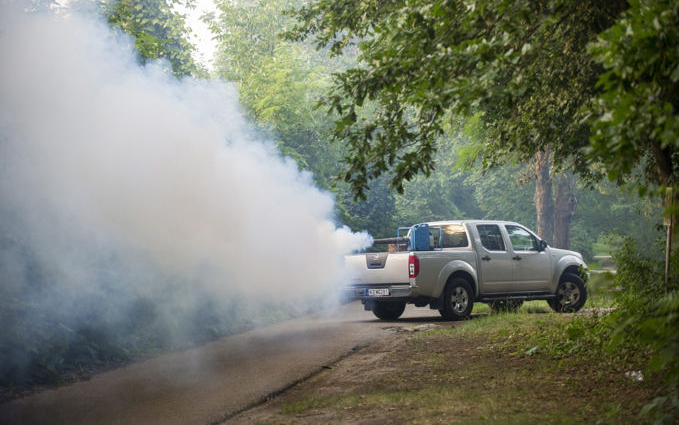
[286,0,625,199]
[585,0,679,191]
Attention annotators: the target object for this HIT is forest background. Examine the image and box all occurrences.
[205,0,663,258]
[2,0,678,420]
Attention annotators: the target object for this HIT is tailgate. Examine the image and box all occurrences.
[344,252,410,285]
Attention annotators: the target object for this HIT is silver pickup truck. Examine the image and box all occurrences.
[345,220,587,320]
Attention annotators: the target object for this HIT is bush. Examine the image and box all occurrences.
[608,239,679,423]
[519,238,678,423]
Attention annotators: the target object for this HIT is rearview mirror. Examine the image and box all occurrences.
[538,239,548,252]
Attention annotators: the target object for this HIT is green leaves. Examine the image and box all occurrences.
[289,0,625,198]
[207,0,403,230]
[104,0,200,77]
[586,0,679,190]
[602,239,679,421]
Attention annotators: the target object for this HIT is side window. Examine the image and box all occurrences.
[431,224,469,248]
[505,225,538,252]
[476,224,505,251]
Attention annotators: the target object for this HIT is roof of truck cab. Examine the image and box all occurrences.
[426,220,520,226]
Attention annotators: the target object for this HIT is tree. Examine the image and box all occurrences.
[586,0,679,206]
[584,4,679,415]
[209,0,336,183]
[208,0,398,235]
[103,0,201,77]
[287,0,624,193]
[286,0,628,248]
[393,129,657,261]
[584,0,679,286]
[393,136,483,225]
[337,176,398,239]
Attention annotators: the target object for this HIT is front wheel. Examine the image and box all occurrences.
[439,278,474,320]
[548,273,587,313]
[372,301,406,320]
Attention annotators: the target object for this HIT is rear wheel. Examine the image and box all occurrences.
[439,278,474,320]
[372,301,406,320]
[548,273,587,313]
[489,299,524,313]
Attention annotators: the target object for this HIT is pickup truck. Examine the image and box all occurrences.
[345,220,588,320]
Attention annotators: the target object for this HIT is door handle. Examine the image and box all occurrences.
[512,256,522,261]
[482,256,491,261]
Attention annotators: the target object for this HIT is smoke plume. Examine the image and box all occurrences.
[0,2,371,383]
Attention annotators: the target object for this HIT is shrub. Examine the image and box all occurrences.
[606,239,678,422]
[519,238,678,423]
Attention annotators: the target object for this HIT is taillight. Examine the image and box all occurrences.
[409,253,419,278]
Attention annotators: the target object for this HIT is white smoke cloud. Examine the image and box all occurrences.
[0,1,372,353]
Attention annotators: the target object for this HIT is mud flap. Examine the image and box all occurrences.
[362,299,376,311]
[429,298,443,310]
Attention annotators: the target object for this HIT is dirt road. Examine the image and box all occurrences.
[0,301,445,425]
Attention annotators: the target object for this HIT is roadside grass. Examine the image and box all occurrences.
[281,384,577,424]
[271,241,678,424]
[470,281,618,318]
[275,298,662,424]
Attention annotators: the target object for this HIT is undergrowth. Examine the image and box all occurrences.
[514,239,679,424]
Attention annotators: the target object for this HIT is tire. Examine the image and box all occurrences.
[372,301,406,320]
[489,299,524,313]
[439,278,474,320]
[548,273,587,313]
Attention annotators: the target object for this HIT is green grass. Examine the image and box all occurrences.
[276,307,657,424]
[440,303,563,339]
[281,385,570,424]
[471,301,490,314]
[472,300,549,316]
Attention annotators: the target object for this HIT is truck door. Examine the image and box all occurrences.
[503,224,551,291]
[475,224,514,293]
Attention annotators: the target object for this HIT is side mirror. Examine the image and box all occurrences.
[538,240,548,252]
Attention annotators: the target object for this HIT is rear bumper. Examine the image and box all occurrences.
[344,284,412,300]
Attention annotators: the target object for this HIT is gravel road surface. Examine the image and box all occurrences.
[0,301,444,425]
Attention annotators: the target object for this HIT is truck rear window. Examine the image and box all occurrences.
[431,224,468,248]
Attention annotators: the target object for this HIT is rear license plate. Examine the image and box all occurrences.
[367,288,390,296]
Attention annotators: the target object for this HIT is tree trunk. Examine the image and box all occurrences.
[553,172,578,249]
[534,150,554,245]
[663,187,677,290]
[652,141,677,289]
